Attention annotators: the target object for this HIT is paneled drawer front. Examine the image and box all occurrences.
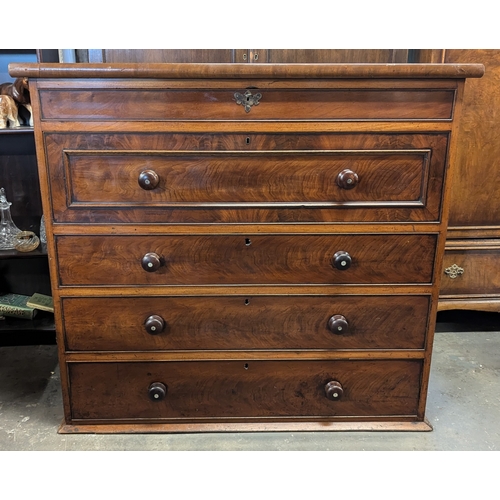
[45,132,448,223]
[62,295,430,351]
[69,360,422,420]
[64,150,429,205]
[56,234,437,286]
[39,88,454,121]
[440,247,500,295]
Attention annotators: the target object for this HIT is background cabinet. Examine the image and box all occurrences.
[84,49,410,64]
[0,49,58,346]
[415,50,500,312]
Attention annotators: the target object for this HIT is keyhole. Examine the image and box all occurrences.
[244,363,249,370]
[244,299,250,305]
[254,53,259,61]
[245,238,252,246]
[246,137,251,145]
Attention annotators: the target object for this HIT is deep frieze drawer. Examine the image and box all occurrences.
[63,150,430,206]
[38,88,455,122]
[62,295,430,351]
[45,132,448,224]
[55,233,437,286]
[68,360,423,421]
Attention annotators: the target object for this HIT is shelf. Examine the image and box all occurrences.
[0,243,48,259]
[0,126,34,135]
[0,310,56,346]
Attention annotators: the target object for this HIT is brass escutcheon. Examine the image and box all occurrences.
[234,90,262,113]
[444,263,464,279]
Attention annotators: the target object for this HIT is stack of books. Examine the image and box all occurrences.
[0,293,54,319]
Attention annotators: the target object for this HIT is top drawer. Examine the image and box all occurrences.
[38,86,455,122]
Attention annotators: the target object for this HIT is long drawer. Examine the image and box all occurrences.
[45,132,448,223]
[56,233,437,286]
[62,295,430,351]
[39,87,455,121]
[68,359,423,421]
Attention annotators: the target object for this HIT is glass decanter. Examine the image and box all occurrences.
[0,188,22,250]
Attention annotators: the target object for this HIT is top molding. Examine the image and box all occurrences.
[9,63,485,80]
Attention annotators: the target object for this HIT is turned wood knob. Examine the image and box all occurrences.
[336,169,359,190]
[325,381,344,401]
[332,251,352,270]
[138,169,160,190]
[148,382,167,401]
[145,315,165,335]
[328,315,349,335]
[141,252,163,272]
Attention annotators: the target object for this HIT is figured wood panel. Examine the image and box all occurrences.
[93,49,408,64]
[65,150,428,204]
[440,247,500,295]
[55,234,437,286]
[444,50,500,227]
[38,88,455,121]
[98,49,237,63]
[68,360,422,420]
[265,49,409,63]
[45,132,448,223]
[62,295,430,351]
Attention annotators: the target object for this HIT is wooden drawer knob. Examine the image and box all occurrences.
[145,315,165,335]
[148,382,167,401]
[138,169,160,190]
[325,381,344,401]
[332,251,351,270]
[141,252,164,272]
[328,315,349,335]
[336,169,358,190]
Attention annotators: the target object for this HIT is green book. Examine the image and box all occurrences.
[0,293,37,319]
[27,293,54,313]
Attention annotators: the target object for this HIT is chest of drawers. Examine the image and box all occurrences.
[10,62,483,433]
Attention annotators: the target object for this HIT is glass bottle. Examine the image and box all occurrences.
[0,188,22,250]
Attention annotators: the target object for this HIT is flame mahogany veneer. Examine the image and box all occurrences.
[10,62,483,432]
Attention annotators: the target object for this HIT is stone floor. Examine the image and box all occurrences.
[0,323,499,451]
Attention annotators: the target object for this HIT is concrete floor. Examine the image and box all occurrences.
[0,330,499,451]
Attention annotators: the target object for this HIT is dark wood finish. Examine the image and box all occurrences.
[445,50,500,229]
[37,88,456,122]
[68,360,423,421]
[45,132,449,224]
[87,49,410,65]
[431,50,500,311]
[10,63,484,80]
[265,49,409,64]
[325,380,344,401]
[440,241,500,296]
[64,151,429,203]
[55,233,437,286]
[18,61,479,431]
[61,295,430,351]
[94,49,238,64]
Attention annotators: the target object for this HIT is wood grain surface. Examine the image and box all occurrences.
[55,233,437,286]
[62,294,430,351]
[68,359,422,420]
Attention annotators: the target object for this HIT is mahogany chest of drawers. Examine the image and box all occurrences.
[10,62,483,432]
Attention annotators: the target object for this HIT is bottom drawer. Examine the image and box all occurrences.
[68,360,422,421]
